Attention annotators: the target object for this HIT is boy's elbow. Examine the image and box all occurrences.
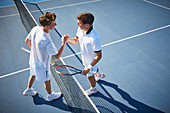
[54,54,60,59]
[96,51,102,60]
[25,39,28,43]
[54,56,59,59]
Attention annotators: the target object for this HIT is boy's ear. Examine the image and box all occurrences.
[44,25,49,29]
[85,23,90,27]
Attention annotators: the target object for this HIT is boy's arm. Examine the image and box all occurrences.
[62,34,79,45]
[53,42,66,59]
[90,51,102,67]
[67,37,79,45]
[53,36,68,59]
[25,38,31,49]
[82,51,102,74]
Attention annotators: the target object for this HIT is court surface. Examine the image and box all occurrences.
[0,0,170,113]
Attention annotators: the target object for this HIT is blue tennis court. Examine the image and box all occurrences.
[0,0,169,113]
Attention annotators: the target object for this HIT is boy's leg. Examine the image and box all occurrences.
[23,75,37,96]
[44,79,62,102]
[85,75,98,96]
[28,75,35,88]
[44,80,52,94]
[87,75,96,87]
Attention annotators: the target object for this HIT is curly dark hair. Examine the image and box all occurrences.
[76,12,94,25]
[39,12,56,27]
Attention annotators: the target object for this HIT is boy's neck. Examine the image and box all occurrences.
[83,26,91,34]
[83,25,92,34]
[41,27,49,33]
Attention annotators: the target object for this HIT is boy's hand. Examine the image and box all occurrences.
[81,67,90,75]
[62,34,69,43]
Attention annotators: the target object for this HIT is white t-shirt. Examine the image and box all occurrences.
[76,26,101,67]
[26,26,58,71]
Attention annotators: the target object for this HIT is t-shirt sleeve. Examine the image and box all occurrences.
[93,38,102,52]
[46,41,58,55]
[26,30,32,40]
[26,26,39,40]
[25,26,37,40]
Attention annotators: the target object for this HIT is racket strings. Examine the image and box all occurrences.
[68,67,82,74]
[56,65,82,75]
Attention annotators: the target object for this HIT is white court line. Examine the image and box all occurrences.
[0,0,101,19]
[21,0,39,25]
[41,0,101,11]
[61,24,170,59]
[101,24,170,47]
[21,47,31,53]
[144,0,170,10]
[0,47,30,79]
[21,47,100,112]
[0,0,50,9]
[0,13,18,19]
[59,58,100,113]
[1,25,170,78]
[61,52,81,60]
[28,0,51,4]
[0,68,30,79]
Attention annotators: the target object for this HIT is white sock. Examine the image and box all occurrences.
[27,88,32,91]
[47,92,53,97]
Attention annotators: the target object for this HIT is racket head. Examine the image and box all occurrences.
[55,65,82,75]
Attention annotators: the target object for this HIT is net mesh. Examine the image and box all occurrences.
[14,0,98,112]
[14,0,37,33]
[51,59,97,113]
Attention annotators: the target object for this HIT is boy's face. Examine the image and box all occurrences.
[77,20,87,30]
[49,20,57,30]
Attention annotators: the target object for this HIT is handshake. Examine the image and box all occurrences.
[62,34,70,43]
[61,34,78,45]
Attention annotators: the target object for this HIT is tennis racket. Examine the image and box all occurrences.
[55,65,97,76]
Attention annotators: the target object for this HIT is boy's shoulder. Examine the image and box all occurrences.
[32,26,41,31]
[89,29,100,39]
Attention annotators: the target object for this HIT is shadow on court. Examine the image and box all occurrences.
[32,94,93,113]
[95,80,164,113]
[32,94,70,111]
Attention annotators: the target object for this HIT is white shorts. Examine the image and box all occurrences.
[85,65,98,77]
[30,66,51,81]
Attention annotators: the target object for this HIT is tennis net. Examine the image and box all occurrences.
[14,0,99,112]
[14,0,38,33]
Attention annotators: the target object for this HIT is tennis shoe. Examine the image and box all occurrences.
[84,88,97,96]
[23,88,37,96]
[47,92,62,102]
[95,73,105,82]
